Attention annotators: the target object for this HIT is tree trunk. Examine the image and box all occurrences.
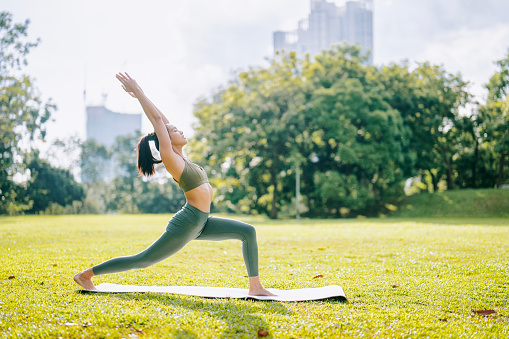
[496,152,507,188]
[269,164,278,219]
[445,156,455,190]
[472,137,479,188]
[428,170,438,192]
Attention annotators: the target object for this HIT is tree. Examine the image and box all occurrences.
[192,45,412,218]
[453,108,498,189]
[135,181,186,214]
[380,62,471,191]
[80,139,110,183]
[46,135,82,175]
[21,152,85,213]
[106,133,141,213]
[192,51,306,219]
[483,50,509,187]
[303,46,411,216]
[0,12,54,214]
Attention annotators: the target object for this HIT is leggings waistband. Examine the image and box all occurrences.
[183,203,210,217]
[167,203,210,231]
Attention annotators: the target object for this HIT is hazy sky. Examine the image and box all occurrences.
[2,0,509,144]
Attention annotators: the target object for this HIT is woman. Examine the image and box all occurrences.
[73,73,274,296]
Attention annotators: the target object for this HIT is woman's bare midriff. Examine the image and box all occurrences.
[184,183,213,213]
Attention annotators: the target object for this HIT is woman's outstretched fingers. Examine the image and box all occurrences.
[116,74,125,84]
[121,72,129,80]
[116,72,139,95]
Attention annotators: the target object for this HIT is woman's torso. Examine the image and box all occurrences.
[174,158,213,212]
[184,183,213,212]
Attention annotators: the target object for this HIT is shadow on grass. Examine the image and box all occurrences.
[78,290,346,337]
[118,291,287,338]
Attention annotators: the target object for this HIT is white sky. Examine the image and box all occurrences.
[2,0,509,144]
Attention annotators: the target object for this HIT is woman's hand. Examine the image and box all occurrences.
[116,72,142,98]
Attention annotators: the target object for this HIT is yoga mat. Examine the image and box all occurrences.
[83,283,347,302]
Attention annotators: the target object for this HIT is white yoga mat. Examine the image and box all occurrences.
[84,283,347,302]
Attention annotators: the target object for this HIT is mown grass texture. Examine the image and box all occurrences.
[392,188,509,218]
[1,215,508,338]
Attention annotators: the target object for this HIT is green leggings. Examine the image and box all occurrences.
[92,204,259,277]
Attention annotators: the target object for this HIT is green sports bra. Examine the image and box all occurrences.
[173,158,209,192]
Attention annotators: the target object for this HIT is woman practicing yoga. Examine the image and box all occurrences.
[74,73,274,296]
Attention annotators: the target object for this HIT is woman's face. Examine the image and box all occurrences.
[166,124,187,145]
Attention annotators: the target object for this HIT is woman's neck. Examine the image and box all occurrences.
[173,146,184,159]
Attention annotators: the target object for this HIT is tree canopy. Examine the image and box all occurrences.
[0,12,55,214]
[483,51,509,188]
[190,44,504,218]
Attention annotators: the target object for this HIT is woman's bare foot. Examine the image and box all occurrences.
[73,268,97,290]
[248,276,277,296]
[248,287,277,296]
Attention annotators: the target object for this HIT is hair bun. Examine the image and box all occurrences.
[147,132,157,140]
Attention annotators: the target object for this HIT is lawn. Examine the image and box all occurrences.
[391,188,509,218]
[1,215,508,338]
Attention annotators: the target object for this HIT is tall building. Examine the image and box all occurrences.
[86,106,141,148]
[83,106,142,182]
[273,0,373,64]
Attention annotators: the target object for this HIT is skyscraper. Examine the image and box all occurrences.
[273,0,373,64]
[83,106,142,182]
[86,106,141,148]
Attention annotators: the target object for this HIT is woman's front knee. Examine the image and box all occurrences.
[243,224,257,241]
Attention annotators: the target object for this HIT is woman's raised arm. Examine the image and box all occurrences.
[115,73,183,173]
[116,73,170,124]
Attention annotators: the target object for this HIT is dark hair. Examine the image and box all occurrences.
[136,132,162,176]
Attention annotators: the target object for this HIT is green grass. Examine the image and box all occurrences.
[1,215,508,338]
[392,189,509,218]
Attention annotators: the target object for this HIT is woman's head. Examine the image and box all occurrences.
[136,125,186,176]
[165,124,187,146]
[136,132,162,176]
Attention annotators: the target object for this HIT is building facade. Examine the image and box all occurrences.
[274,0,373,64]
[83,106,142,182]
[86,106,141,148]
